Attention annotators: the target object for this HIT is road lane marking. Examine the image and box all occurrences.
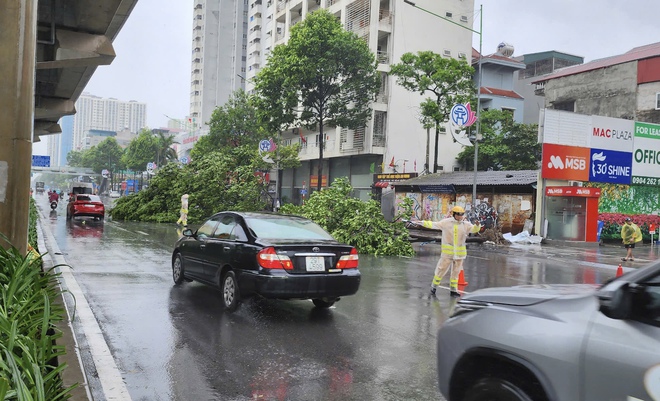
[38,209,132,401]
[136,230,149,236]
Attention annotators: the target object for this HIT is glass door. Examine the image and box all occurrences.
[546,196,587,241]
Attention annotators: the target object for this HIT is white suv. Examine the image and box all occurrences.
[437,261,660,401]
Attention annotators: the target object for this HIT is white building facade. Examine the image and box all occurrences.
[244,0,475,202]
[189,0,249,129]
[72,93,147,151]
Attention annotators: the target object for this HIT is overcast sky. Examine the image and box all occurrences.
[34,0,660,155]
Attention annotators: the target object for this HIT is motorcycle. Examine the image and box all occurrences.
[50,200,58,210]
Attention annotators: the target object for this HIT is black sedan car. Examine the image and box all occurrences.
[171,211,361,311]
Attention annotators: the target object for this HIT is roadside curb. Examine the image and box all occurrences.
[37,222,91,400]
[37,204,132,401]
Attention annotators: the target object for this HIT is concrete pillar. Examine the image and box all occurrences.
[0,0,37,255]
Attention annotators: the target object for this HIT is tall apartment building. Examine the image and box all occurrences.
[46,115,74,166]
[72,93,147,151]
[189,0,249,129]
[244,0,474,202]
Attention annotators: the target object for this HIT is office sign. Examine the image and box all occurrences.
[589,148,632,184]
[541,143,590,181]
[632,121,660,186]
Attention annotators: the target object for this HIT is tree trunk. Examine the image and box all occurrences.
[317,119,324,192]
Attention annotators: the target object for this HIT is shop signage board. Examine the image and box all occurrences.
[589,115,634,152]
[545,186,601,197]
[588,148,632,184]
[541,143,590,181]
[632,121,660,186]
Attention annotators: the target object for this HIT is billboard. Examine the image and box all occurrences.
[588,148,632,184]
[589,115,634,152]
[542,143,590,181]
[632,121,660,186]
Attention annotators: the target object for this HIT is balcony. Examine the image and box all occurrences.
[378,9,392,31]
[376,51,389,64]
[248,28,262,42]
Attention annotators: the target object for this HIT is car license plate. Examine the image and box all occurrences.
[305,256,325,272]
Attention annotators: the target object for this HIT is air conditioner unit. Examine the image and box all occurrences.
[568,180,583,187]
[460,15,468,23]
[458,52,466,59]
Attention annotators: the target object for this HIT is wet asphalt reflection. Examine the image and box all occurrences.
[35,195,658,400]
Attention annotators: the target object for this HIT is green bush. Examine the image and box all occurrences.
[280,178,415,256]
[28,198,38,252]
[0,240,76,400]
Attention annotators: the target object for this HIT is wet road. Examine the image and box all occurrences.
[35,195,659,400]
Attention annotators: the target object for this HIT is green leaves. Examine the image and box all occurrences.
[0,236,76,400]
[253,9,380,136]
[280,178,414,256]
[456,109,541,171]
[110,146,273,223]
[390,51,475,126]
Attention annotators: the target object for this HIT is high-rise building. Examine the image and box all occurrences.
[72,93,147,151]
[189,0,249,129]
[243,0,474,202]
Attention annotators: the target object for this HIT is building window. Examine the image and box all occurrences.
[656,93,660,110]
[453,166,460,172]
[553,101,575,112]
[445,12,452,18]
[502,107,515,114]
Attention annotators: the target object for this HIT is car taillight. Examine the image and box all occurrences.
[257,247,293,269]
[336,248,358,269]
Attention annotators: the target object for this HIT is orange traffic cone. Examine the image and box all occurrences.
[458,270,469,286]
[616,264,623,277]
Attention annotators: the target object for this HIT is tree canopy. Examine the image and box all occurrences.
[456,109,541,171]
[121,128,177,172]
[390,51,475,172]
[253,9,380,190]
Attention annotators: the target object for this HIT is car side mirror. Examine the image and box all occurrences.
[182,228,193,237]
[598,281,633,320]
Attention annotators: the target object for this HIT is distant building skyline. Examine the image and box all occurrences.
[73,93,147,151]
[189,0,248,130]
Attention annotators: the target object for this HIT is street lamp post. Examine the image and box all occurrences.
[403,0,483,208]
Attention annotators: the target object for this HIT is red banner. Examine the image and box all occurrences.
[542,143,590,181]
[545,186,601,197]
[309,175,328,187]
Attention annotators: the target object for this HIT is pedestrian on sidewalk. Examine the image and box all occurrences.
[177,194,189,227]
[411,205,481,297]
[621,217,642,261]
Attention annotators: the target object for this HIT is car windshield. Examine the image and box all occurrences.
[245,216,334,240]
[77,195,101,202]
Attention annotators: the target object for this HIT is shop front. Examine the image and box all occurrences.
[544,186,601,242]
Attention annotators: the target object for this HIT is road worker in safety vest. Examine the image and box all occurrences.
[412,205,481,298]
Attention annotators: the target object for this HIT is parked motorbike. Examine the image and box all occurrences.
[50,200,58,210]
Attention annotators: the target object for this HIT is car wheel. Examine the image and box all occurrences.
[221,270,240,312]
[172,254,185,285]
[312,298,337,308]
[463,378,534,401]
